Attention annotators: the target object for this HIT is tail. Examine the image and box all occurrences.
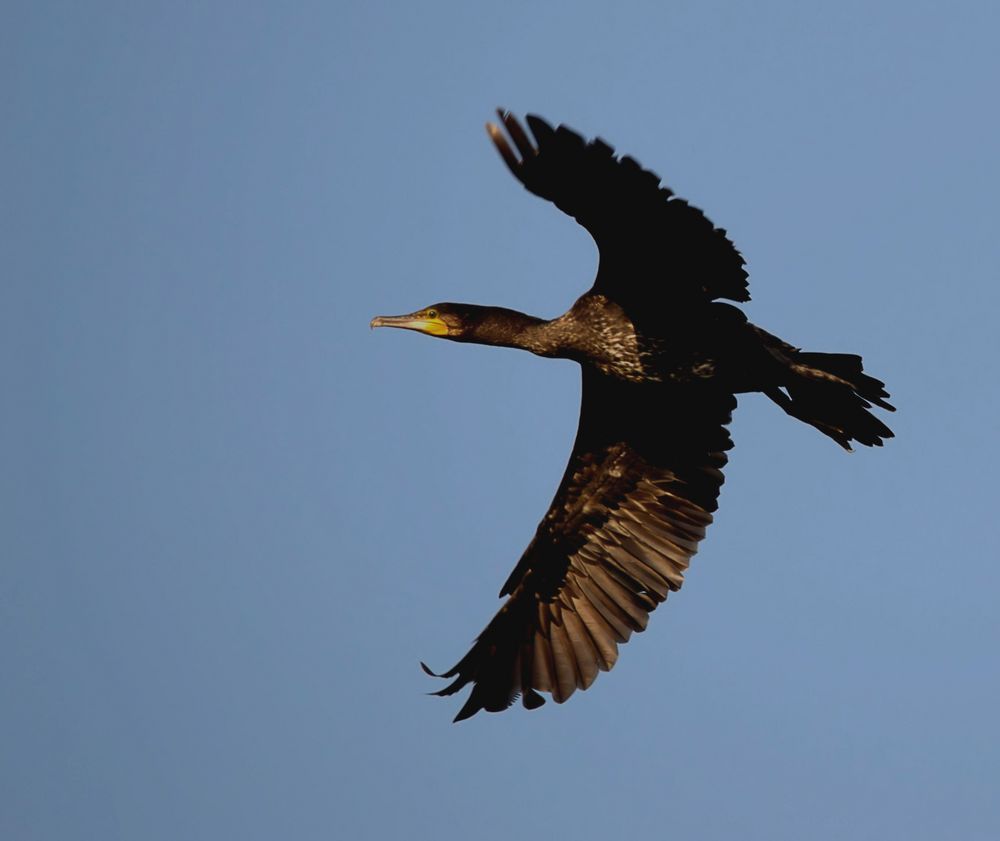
[765,351,895,451]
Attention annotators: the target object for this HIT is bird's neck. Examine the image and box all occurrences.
[467,308,570,357]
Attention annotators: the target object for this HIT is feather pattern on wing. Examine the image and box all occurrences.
[423,370,737,721]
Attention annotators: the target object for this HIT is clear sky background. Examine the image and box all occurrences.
[4,2,999,839]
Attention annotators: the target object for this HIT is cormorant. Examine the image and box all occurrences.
[371,111,894,722]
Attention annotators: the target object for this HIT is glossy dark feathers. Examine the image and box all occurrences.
[404,112,894,721]
[490,111,750,308]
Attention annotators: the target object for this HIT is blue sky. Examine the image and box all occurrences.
[4,2,999,839]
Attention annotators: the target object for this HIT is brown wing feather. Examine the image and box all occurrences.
[423,370,737,721]
[487,110,750,308]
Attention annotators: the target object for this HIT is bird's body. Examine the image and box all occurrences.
[372,111,894,721]
[517,293,761,387]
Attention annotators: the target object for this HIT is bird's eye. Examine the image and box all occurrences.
[427,309,439,319]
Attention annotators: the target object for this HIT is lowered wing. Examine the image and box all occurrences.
[423,370,736,721]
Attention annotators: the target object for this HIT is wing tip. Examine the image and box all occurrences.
[486,119,522,177]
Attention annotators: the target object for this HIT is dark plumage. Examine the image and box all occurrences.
[372,111,894,722]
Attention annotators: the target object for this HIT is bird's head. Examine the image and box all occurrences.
[370,303,527,344]
[370,303,462,339]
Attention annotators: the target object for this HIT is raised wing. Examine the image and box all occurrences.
[487,110,750,309]
[423,370,737,721]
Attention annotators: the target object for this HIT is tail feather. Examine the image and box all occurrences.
[795,352,895,411]
[767,352,895,451]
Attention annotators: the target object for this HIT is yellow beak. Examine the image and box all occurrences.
[370,313,449,337]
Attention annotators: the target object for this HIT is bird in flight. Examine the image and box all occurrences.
[371,110,894,722]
